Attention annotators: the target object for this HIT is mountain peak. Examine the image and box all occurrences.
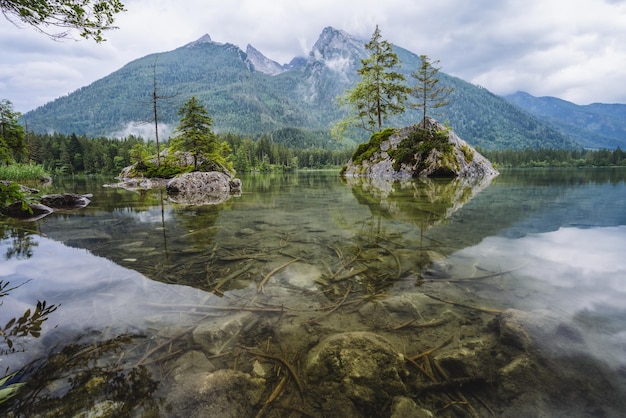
[196,34,212,43]
[308,26,364,78]
[245,44,286,76]
[185,34,216,48]
[310,26,364,61]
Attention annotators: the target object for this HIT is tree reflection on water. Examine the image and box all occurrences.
[5,332,161,416]
[1,279,58,406]
[1,221,39,261]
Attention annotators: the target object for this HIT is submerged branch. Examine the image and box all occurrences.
[424,294,502,314]
[409,334,455,361]
[245,349,305,394]
[257,258,302,293]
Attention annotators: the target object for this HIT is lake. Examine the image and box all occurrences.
[1,168,626,417]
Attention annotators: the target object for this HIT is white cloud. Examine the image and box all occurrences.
[451,226,626,313]
[110,121,174,141]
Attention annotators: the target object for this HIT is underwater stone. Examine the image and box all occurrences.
[192,311,255,356]
[498,309,587,354]
[305,331,409,413]
[165,369,265,418]
[170,350,217,381]
[390,396,434,418]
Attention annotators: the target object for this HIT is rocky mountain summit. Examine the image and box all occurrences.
[342,118,498,179]
[245,44,286,76]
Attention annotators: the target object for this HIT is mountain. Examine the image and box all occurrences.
[504,91,626,149]
[245,44,286,76]
[22,27,577,150]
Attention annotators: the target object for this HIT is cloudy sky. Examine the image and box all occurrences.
[1,0,625,113]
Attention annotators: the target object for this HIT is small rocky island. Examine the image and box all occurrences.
[342,117,498,179]
[109,151,242,205]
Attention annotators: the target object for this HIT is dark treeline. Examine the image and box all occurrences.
[479,147,626,168]
[25,130,626,175]
[23,131,354,175]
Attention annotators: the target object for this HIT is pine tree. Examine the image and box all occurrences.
[0,100,26,165]
[170,96,233,172]
[410,55,454,126]
[335,25,410,137]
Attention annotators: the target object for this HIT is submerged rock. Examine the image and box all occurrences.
[305,331,409,414]
[165,369,265,418]
[390,397,434,418]
[498,308,586,353]
[342,117,498,179]
[192,311,257,356]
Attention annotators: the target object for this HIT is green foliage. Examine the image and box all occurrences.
[410,55,453,124]
[26,132,146,175]
[0,182,36,215]
[335,25,409,136]
[0,371,26,405]
[351,128,396,165]
[20,130,353,176]
[389,127,452,171]
[223,132,353,172]
[480,146,626,168]
[169,96,236,173]
[461,144,474,163]
[142,162,190,179]
[0,163,49,182]
[1,299,58,353]
[0,0,126,42]
[171,96,216,168]
[0,100,27,165]
[0,280,58,405]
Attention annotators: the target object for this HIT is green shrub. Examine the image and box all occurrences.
[390,127,451,171]
[351,128,396,165]
[0,182,36,215]
[461,144,474,163]
[143,163,192,179]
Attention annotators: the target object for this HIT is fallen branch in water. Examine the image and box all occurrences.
[306,283,353,323]
[423,294,502,314]
[409,334,455,361]
[245,349,305,394]
[417,376,486,394]
[255,374,288,418]
[329,249,361,280]
[438,263,527,283]
[393,316,451,330]
[376,243,402,280]
[331,267,367,282]
[257,258,301,293]
[213,264,253,293]
[143,302,289,313]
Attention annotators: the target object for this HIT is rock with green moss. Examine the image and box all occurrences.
[342,117,498,179]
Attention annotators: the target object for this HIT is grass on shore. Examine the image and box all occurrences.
[0,164,50,182]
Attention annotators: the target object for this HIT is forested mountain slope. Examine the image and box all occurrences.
[23,27,577,150]
[504,91,626,149]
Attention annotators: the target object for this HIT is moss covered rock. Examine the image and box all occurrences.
[342,118,498,179]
